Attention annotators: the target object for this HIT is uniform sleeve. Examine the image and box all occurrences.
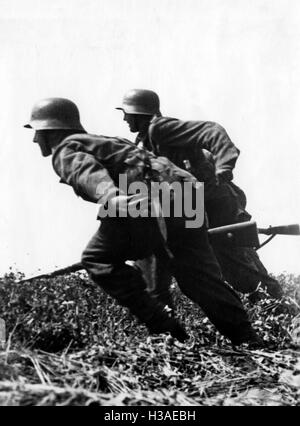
[150,118,240,181]
[200,122,240,180]
[149,118,196,150]
[52,141,119,204]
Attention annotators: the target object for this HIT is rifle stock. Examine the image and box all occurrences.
[208,221,260,248]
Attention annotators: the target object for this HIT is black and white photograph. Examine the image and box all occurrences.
[0,0,299,409]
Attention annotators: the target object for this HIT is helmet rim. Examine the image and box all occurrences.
[24,98,84,131]
[116,89,160,116]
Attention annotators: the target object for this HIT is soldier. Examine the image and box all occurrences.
[25,97,264,347]
[116,89,283,300]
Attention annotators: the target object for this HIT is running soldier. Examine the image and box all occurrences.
[25,97,264,347]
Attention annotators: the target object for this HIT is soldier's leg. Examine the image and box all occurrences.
[214,246,283,298]
[135,255,174,309]
[81,217,187,341]
[212,246,261,293]
[248,249,283,298]
[207,184,282,298]
[167,223,261,345]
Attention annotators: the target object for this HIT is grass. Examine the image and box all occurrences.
[0,271,299,406]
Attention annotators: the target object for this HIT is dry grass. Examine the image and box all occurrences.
[0,271,299,406]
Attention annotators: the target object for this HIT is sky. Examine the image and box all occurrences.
[0,0,299,277]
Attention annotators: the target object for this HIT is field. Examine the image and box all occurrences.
[0,271,299,406]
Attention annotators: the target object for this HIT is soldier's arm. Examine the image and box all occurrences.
[149,117,196,151]
[199,122,240,181]
[52,140,119,205]
[150,118,240,182]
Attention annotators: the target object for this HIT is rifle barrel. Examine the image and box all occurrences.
[258,224,300,236]
[17,262,84,284]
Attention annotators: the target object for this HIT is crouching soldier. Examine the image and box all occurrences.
[25,97,264,347]
[116,89,283,300]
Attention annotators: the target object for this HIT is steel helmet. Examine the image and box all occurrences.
[116,89,161,115]
[24,98,84,130]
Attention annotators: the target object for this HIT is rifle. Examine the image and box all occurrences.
[17,222,299,284]
[258,224,300,236]
[17,262,84,285]
[207,221,300,249]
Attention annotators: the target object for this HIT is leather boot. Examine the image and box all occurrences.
[127,292,188,342]
[98,265,188,342]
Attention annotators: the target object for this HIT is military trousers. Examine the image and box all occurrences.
[81,216,257,344]
[206,182,282,297]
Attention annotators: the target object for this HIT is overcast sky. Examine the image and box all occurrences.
[0,0,299,277]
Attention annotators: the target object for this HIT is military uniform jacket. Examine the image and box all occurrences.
[52,132,198,207]
[52,133,145,205]
[139,116,240,200]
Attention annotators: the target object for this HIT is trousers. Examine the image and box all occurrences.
[206,182,282,297]
[81,216,257,344]
[137,181,282,304]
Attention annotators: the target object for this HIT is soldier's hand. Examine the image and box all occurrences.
[216,170,233,184]
[106,194,130,215]
[107,194,150,217]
